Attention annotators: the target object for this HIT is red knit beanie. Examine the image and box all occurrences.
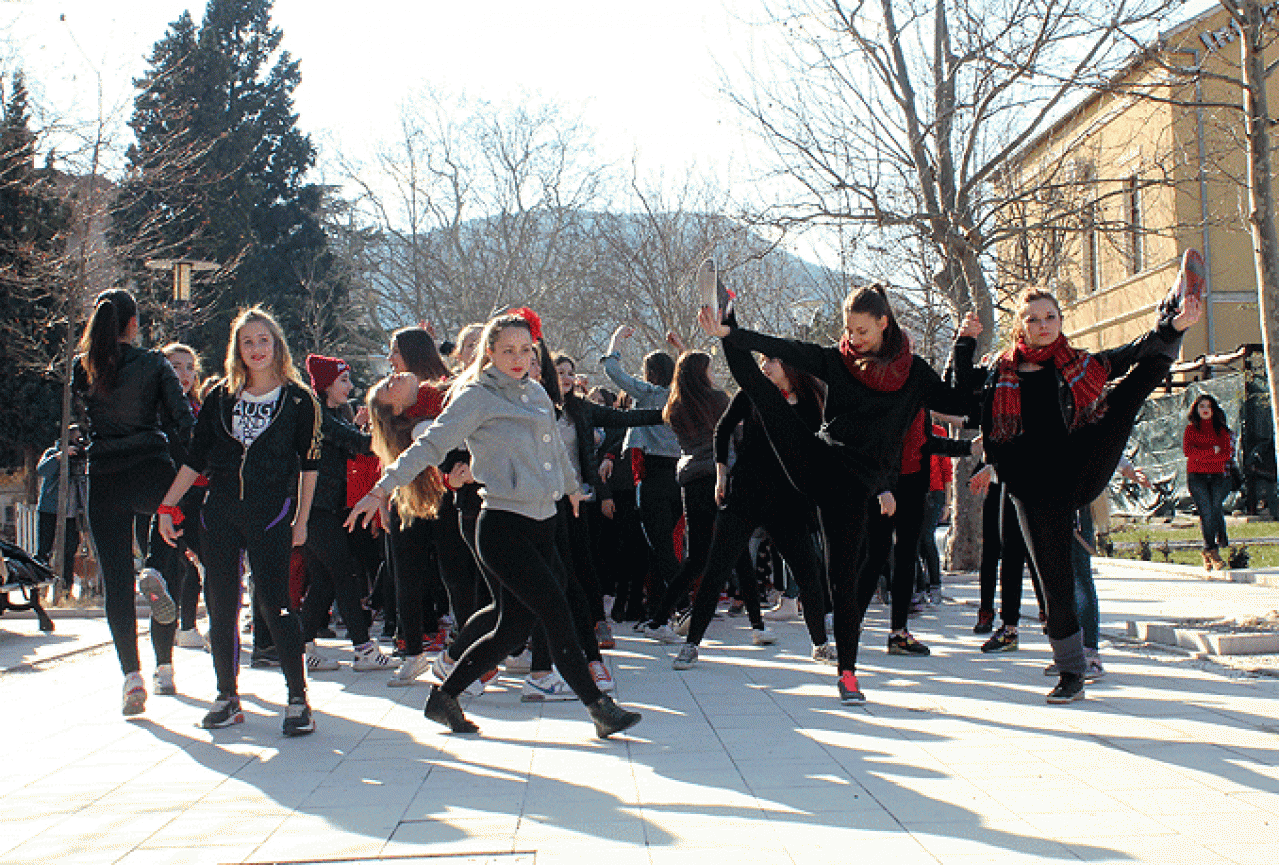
[305,354,350,395]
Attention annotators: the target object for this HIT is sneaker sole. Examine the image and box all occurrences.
[839,692,866,705]
[980,644,1018,654]
[1182,249,1206,304]
[138,572,177,625]
[887,646,931,656]
[283,723,315,737]
[1046,690,1086,705]
[202,712,245,729]
[122,691,147,716]
[520,694,577,702]
[696,258,718,314]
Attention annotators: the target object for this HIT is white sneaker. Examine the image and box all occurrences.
[647,623,683,644]
[153,664,176,695]
[589,660,616,692]
[812,642,838,665]
[305,641,340,672]
[122,672,147,716]
[352,640,392,672]
[752,626,777,646]
[521,671,576,702]
[673,610,692,637]
[464,668,498,697]
[137,567,176,625]
[431,651,457,683]
[504,648,532,674]
[175,629,205,649]
[764,597,800,621]
[387,652,432,687]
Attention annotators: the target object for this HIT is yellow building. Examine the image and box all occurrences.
[999,5,1270,360]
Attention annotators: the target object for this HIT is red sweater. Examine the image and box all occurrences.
[1183,421,1232,474]
[929,424,954,492]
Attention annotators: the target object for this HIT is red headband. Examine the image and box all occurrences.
[507,307,543,343]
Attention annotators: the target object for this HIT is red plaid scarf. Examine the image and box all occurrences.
[838,331,914,392]
[990,334,1109,443]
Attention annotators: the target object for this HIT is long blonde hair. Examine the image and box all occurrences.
[367,378,446,522]
[224,306,305,393]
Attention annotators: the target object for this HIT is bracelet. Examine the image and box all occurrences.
[157,504,185,526]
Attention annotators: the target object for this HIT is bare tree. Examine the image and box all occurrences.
[732,0,1183,567]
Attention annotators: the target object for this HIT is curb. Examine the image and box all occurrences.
[1091,556,1279,588]
[1121,620,1279,655]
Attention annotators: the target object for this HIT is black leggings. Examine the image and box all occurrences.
[864,469,930,632]
[201,492,306,702]
[601,490,649,622]
[1005,355,1173,663]
[553,499,604,663]
[388,513,434,655]
[302,507,371,646]
[435,494,490,632]
[87,458,177,675]
[172,488,205,631]
[687,504,828,646]
[442,508,602,704]
[720,336,878,674]
[636,457,682,621]
[646,475,718,626]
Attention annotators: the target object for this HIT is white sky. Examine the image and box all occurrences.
[1,0,771,187]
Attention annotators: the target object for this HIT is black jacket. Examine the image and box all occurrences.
[723,328,970,493]
[561,393,664,502]
[714,388,822,510]
[313,403,373,513]
[74,344,195,475]
[967,319,1180,456]
[185,379,322,501]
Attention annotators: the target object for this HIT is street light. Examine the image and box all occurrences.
[144,258,220,303]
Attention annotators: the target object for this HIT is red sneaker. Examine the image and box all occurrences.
[837,671,865,705]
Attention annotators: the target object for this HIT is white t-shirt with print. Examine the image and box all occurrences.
[231,387,281,449]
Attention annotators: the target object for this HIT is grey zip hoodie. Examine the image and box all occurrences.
[375,367,579,521]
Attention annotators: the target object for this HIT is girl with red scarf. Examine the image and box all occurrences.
[968,276,1202,704]
[698,277,972,705]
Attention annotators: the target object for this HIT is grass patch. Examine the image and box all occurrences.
[1108,520,1278,544]
[1106,545,1279,568]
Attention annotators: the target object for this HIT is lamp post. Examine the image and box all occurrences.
[144,258,219,339]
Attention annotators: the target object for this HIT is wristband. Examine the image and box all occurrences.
[157,504,185,526]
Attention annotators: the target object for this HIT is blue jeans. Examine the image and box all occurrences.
[1071,505,1100,650]
[1187,472,1230,551]
[919,489,946,590]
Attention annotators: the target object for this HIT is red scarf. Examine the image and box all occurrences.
[405,382,446,422]
[989,334,1109,443]
[838,332,914,392]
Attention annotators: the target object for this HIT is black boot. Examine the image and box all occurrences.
[1046,672,1086,705]
[586,695,641,739]
[424,685,479,734]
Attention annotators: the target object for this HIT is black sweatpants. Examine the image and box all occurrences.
[721,336,878,674]
[442,508,602,705]
[864,469,930,632]
[553,499,604,664]
[302,507,371,646]
[636,456,682,622]
[387,513,434,655]
[201,491,306,702]
[1004,354,1174,672]
[646,475,717,626]
[601,490,649,622]
[87,457,177,675]
[686,503,828,646]
[37,512,79,583]
[435,493,490,632]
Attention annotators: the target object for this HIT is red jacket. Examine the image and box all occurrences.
[1183,421,1233,474]
[929,424,954,492]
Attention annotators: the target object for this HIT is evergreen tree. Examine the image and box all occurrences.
[112,0,340,362]
[0,71,68,472]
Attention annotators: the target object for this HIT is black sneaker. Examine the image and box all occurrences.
[424,685,479,734]
[981,625,1019,653]
[887,632,931,656]
[282,699,315,736]
[586,695,642,739]
[249,646,279,668]
[973,609,995,634]
[1046,672,1086,704]
[201,697,244,729]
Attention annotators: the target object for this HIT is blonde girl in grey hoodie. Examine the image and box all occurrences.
[347,312,642,740]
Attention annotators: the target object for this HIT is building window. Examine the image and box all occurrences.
[1126,176,1143,275]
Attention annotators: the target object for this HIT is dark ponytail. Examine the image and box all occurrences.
[844,283,906,358]
[78,288,137,394]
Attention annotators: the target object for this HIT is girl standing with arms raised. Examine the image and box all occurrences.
[75,289,195,715]
[157,306,322,735]
[697,272,971,704]
[347,312,641,739]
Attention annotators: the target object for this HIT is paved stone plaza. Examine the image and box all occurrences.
[2,566,1277,865]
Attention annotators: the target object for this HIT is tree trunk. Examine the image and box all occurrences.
[1239,2,1279,501]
